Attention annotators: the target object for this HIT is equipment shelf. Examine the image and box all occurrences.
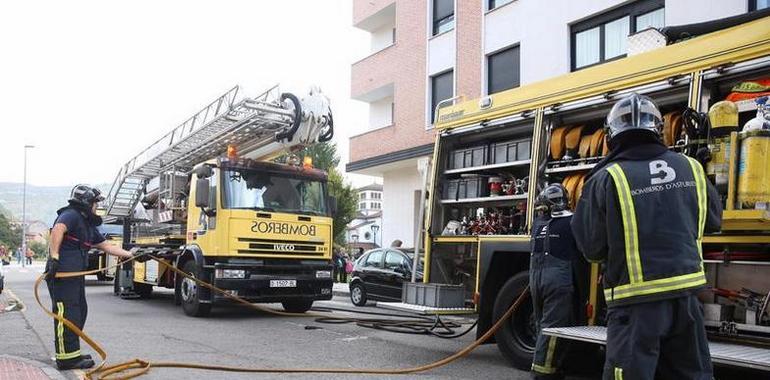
[545,156,604,174]
[703,260,770,266]
[444,159,531,175]
[440,194,527,205]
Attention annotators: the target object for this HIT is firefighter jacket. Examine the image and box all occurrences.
[572,144,721,307]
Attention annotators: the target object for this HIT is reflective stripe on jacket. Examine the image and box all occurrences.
[573,149,721,307]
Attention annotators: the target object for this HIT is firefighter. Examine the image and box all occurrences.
[529,183,585,380]
[572,93,722,380]
[46,185,143,370]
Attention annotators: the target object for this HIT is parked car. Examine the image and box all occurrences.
[349,248,423,306]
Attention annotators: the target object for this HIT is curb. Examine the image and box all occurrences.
[0,355,67,380]
[333,290,350,298]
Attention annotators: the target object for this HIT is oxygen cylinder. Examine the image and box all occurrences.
[708,101,739,193]
[737,129,770,209]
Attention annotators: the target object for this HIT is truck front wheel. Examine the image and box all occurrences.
[493,271,536,370]
[180,261,211,317]
[282,299,313,313]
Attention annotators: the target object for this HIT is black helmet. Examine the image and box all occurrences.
[536,183,569,213]
[605,93,663,140]
[69,184,105,207]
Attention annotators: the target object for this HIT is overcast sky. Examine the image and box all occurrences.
[1,0,377,188]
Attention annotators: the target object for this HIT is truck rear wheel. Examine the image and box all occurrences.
[493,271,536,370]
[282,299,313,313]
[180,261,211,317]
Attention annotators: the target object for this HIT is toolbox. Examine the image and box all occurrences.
[448,145,488,169]
[443,176,490,200]
[489,138,532,164]
[402,282,466,308]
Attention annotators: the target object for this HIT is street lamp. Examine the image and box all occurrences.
[370,225,379,248]
[22,145,34,267]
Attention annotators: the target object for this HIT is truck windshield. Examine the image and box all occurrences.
[222,169,327,215]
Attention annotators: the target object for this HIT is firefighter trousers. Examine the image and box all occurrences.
[47,276,87,364]
[604,294,712,380]
[530,252,574,379]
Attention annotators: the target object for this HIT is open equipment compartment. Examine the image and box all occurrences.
[698,56,770,339]
[539,79,694,214]
[432,119,534,238]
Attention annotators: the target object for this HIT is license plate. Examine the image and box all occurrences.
[270,280,297,288]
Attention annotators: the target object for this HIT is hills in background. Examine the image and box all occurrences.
[0,182,110,225]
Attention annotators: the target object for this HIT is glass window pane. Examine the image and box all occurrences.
[433,0,454,35]
[487,45,520,94]
[758,0,770,9]
[575,27,600,68]
[431,70,454,123]
[636,8,665,31]
[604,16,630,60]
[435,16,455,35]
[366,250,383,268]
[489,0,514,10]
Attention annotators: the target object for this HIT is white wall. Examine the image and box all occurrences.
[428,30,456,75]
[368,96,393,129]
[483,0,748,86]
[484,0,625,85]
[665,0,746,25]
[382,167,422,247]
[370,23,395,53]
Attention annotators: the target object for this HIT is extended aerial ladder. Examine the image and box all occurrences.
[102,85,333,221]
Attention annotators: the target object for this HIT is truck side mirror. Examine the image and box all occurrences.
[328,196,338,217]
[195,178,210,208]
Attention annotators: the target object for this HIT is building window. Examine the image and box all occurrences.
[359,202,366,210]
[433,0,454,36]
[750,0,770,10]
[488,0,514,11]
[571,0,664,71]
[359,193,365,200]
[430,70,454,123]
[487,45,520,95]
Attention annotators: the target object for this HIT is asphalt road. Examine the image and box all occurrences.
[3,263,525,380]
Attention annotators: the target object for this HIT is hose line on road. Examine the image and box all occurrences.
[311,305,479,339]
[34,255,529,380]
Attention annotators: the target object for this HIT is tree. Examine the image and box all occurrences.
[276,142,357,245]
[29,240,48,259]
[326,168,357,245]
[0,214,21,251]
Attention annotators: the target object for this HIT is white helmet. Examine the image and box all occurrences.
[605,93,663,140]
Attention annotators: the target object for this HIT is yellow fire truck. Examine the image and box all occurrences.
[424,13,770,372]
[99,85,337,317]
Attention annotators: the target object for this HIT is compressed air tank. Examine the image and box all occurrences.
[708,101,739,193]
[737,129,770,209]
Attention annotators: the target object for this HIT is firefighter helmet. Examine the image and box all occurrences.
[536,183,569,213]
[605,93,663,140]
[69,185,105,207]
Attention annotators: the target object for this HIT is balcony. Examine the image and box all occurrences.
[353,0,395,30]
[351,44,398,101]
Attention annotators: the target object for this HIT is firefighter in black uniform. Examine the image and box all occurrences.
[572,93,722,380]
[46,185,140,370]
[530,183,587,380]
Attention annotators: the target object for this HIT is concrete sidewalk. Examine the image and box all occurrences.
[0,289,68,380]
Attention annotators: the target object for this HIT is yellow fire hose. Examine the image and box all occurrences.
[34,255,529,380]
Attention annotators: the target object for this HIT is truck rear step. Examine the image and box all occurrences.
[543,326,770,371]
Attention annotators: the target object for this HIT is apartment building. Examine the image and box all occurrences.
[348,0,765,247]
[346,184,384,249]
